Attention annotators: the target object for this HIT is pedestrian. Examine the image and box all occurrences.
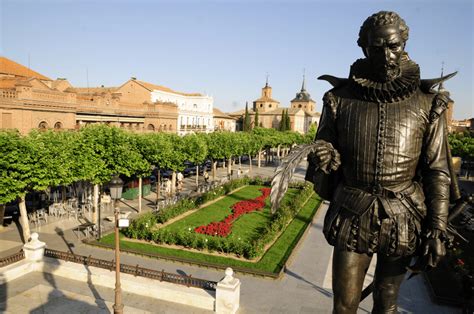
[177,172,184,192]
[164,179,171,199]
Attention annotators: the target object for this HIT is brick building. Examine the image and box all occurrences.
[0,57,195,134]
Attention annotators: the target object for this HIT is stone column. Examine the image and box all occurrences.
[215,268,240,314]
[23,233,46,262]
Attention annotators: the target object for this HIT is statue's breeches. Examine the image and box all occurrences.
[323,183,426,256]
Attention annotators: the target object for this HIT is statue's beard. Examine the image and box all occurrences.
[371,62,401,82]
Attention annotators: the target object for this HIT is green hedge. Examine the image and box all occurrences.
[122,184,151,200]
[123,179,314,259]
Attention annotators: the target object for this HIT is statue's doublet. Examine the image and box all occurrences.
[312,57,451,257]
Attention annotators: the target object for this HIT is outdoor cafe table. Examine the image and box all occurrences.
[73,222,96,239]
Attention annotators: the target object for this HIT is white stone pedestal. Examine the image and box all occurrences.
[215,268,240,314]
[23,232,46,262]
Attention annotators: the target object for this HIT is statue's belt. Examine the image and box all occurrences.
[334,183,426,220]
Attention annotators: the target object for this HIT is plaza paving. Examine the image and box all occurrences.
[0,161,466,313]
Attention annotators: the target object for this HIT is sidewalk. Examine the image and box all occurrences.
[0,160,461,313]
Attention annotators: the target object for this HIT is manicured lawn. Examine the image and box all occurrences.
[161,185,298,242]
[98,193,320,274]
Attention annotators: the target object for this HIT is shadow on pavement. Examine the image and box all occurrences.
[55,227,76,254]
[284,268,333,298]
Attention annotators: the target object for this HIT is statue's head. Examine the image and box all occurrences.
[358,11,409,82]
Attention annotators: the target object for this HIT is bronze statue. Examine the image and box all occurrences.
[271,10,457,314]
[310,11,456,313]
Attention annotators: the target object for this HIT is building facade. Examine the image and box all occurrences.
[150,86,214,135]
[0,57,206,135]
[213,108,236,132]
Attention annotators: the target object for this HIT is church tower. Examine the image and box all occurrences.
[290,74,316,112]
[253,76,279,113]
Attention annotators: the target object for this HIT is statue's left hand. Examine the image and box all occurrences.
[421,230,446,267]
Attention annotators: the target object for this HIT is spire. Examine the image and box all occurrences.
[301,69,306,91]
[265,73,269,87]
[438,61,446,92]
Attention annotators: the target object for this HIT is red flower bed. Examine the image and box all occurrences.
[195,188,271,237]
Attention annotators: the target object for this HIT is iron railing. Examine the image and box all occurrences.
[0,250,25,267]
[44,248,217,290]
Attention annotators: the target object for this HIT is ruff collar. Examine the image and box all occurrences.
[349,55,420,103]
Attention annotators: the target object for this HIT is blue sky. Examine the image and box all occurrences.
[2,0,472,119]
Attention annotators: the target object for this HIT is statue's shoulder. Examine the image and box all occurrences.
[419,72,457,124]
[419,71,457,94]
[319,75,349,119]
[318,75,349,90]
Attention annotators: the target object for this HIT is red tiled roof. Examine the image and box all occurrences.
[135,80,202,97]
[0,77,20,89]
[0,56,51,81]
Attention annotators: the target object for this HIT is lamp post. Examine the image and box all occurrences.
[109,175,124,314]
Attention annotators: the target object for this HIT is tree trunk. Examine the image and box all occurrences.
[171,171,176,195]
[227,157,232,177]
[156,171,161,205]
[249,153,252,173]
[18,196,30,242]
[0,204,5,229]
[258,150,262,168]
[239,156,241,168]
[277,145,281,159]
[212,161,217,180]
[138,177,142,213]
[93,184,99,224]
[195,165,199,188]
[62,185,67,203]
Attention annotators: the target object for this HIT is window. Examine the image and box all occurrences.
[54,122,62,129]
[298,104,302,108]
[269,104,272,108]
[169,124,172,131]
[147,124,155,131]
[38,121,48,129]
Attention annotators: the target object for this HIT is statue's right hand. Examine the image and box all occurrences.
[314,140,339,173]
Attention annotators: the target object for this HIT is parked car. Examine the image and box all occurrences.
[159,169,173,179]
[183,166,197,177]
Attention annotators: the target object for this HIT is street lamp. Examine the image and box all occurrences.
[109,175,124,314]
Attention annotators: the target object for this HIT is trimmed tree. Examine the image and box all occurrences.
[182,134,208,188]
[254,109,259,129]
[243,102,252,132]
[78,125,149,223]
[0,131,33,238]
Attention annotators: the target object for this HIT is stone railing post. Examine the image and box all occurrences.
[215,267,240,314]
[23,232,46,262]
